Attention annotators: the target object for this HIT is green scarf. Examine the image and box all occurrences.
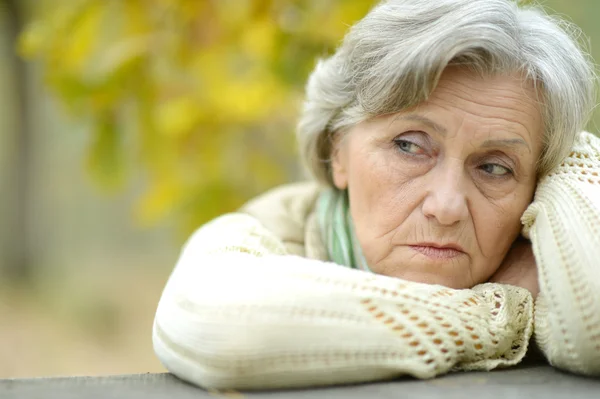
[317,188,372,272]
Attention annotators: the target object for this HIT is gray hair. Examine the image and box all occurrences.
[297,0,596,185]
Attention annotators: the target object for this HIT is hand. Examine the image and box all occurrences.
[488,237,539,299]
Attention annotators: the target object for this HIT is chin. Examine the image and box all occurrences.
[398,272,469,289]
[372,257,474,289]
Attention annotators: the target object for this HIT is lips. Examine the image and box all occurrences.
[409,243,465,259]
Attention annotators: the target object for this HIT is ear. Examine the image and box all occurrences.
[331,133,349,190]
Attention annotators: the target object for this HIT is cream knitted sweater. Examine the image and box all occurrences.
[153,132,600,390]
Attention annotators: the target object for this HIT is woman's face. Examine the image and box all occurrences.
[331,67,543,288]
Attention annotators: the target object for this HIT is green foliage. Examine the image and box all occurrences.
[20,0,377,236]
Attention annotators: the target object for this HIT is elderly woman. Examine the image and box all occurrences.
[153,0,600,390]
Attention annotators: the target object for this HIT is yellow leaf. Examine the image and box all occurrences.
[18,21,48,58]
[62,1,105,73]
[155,96,200,138]
[123,0,152,35]
[241,18,277,60]
[86,112,125,190]
[90,35,154,81]
[135,177,183,225]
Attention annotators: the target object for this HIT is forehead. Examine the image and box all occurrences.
[404,67,544,150]
[427,68,541,125]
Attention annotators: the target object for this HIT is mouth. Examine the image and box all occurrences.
[409,243,465,260]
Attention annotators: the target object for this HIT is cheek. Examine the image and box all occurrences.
[347,145,418,213]
[347,143,430,197]
[346,147,429,248]
[470,194,530,274]
[476,211,519,253]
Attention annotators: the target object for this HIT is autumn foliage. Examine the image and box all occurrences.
[19,0,376,235]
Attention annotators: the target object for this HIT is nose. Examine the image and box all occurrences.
[421,162,469,226]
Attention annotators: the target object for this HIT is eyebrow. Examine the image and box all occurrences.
[393,113,530,151]
[393,114,448,135]
[480,138,530,151]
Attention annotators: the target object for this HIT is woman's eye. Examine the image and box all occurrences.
[480,163,512,177]
[395,139,424,155]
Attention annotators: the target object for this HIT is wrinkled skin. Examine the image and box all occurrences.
[332,67,543,292]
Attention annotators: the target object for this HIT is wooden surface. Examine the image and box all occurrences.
[2,365,599,399]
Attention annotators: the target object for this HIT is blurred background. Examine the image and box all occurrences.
[0,0,598,378]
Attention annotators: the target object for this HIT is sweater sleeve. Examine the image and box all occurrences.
[521,131,600,375]
[153,213,533,390]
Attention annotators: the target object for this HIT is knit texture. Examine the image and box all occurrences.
[521,131,600,375]
[153,131,600,390]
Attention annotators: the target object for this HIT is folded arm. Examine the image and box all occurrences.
[521,131,600,375]
[153,214,533,390]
